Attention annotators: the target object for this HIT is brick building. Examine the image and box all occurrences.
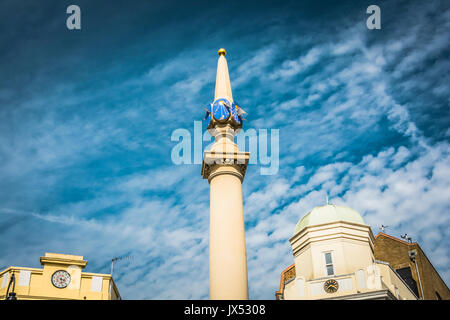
[373,233,449,300]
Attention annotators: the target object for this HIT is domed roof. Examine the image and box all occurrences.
[294,204,365,235]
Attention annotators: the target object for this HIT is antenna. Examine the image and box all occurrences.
[380,225,389,233]
[400,233,412,243]
[325,191,331,205]
[110,255,133,277]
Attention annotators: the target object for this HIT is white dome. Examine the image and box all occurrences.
[294,204,365,235]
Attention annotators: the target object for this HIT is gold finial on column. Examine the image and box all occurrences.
[214,48,233,102]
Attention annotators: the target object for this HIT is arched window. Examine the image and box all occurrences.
[356,269,366,289]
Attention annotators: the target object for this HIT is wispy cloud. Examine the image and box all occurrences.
[0,0,448,300]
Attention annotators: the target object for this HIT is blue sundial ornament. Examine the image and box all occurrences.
[203,98,246,129]
[203,103,212,125]
[212,98,231,122]
[231,102,242,125]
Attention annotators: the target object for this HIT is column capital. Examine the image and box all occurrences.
[201,150,250,183]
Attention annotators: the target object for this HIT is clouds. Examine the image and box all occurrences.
[244,142,450,298]
[271,47,322,80]
[239,0,450,298]
[23,172,211,299]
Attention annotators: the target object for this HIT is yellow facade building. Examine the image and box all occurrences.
[0,253,120,300]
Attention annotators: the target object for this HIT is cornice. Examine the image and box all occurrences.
[202,150,249,182]
[289,222,374,255]
[290,220,371,243]
[0,266,43,277]
[40,256,87,268]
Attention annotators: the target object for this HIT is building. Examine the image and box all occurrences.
[201,48,250,299]
[0,252,120,300]
[276,204,420,300]
[374,232,450,300]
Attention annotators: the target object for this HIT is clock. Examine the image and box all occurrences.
[324,279,339,293]
[51,270,71,288]
[212,98,231,122]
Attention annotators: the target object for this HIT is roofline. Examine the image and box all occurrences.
[39,257,87,268]
[109,276,122,300]
[290,220,372,242]
[375,260,419,299]
[0,266,44,277]
[275,263,295,297]
[375,232,450,291]
[0,266,113,279]
[375,232,418,246]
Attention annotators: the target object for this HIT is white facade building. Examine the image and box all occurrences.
[276,204,417,300]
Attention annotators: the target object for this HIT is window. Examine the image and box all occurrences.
[396,267,419,298]
[435,291,442,300]
[324,252,334,276]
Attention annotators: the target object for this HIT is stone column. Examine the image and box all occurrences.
[202,125,249,299]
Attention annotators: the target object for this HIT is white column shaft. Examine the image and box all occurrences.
[209,170,248,299]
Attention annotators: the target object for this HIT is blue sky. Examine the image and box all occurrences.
[0,0,449,299]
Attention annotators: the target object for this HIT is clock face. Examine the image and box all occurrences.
[51,270,71,288]
[324,279,339,293]
[212,98,231,121]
